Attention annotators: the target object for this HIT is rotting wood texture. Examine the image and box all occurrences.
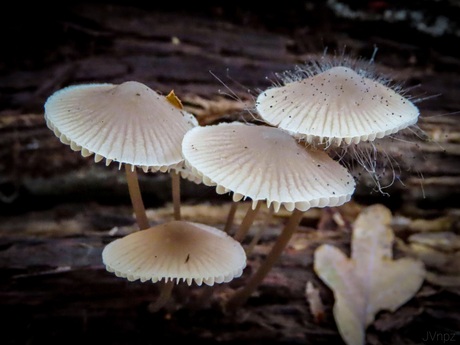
[1,2,459,344]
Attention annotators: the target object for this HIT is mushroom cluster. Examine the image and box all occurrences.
[181,121,356,310]
[43,81,247,310]
[217,55,421,310]
[43,52,420,313]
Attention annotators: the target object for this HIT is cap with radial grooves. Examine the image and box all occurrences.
[182,122,356,213]
[102,220,247,286]
[44,81,197,171]
[256,66,419,145]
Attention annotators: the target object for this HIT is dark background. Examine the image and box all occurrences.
[1,1,459,344]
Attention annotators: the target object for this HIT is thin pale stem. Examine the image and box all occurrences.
[125,164,149,230]
[149,280,175,312]
[246,204,274,256]
[224,202,238,233]
[171,171,181,221]
[225,208,304,311]
[233,201,262,242]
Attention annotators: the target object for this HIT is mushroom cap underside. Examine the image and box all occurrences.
[44,81,197,171]
[102,220,247,286]
[182,121,356,212]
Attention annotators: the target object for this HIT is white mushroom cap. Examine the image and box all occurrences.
[173,165,204,185]
[102,220,247,286]
[256,66,419,146]
[44,81,197,171]
[182,122,356,213]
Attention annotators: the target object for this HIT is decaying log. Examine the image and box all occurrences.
[1,2,459,344]
[1,2,459,213]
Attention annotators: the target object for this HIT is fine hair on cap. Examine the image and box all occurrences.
[256,61,419,146]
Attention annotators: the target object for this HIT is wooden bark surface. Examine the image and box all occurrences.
[1,2,459,344]
[0,2,459,213]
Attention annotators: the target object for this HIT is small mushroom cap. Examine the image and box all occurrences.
[44,81,197,171]
[102,220,247,286]
[182,122,356,212]
[256,66,419,145]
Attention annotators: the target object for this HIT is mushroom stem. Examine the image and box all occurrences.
[149,280,175,312]
[171,171,181,221]
[246,205,274,256]
[124,164,149,230]
[224,202,238,233]
[234,201,262,242]
[225,208,304,311]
